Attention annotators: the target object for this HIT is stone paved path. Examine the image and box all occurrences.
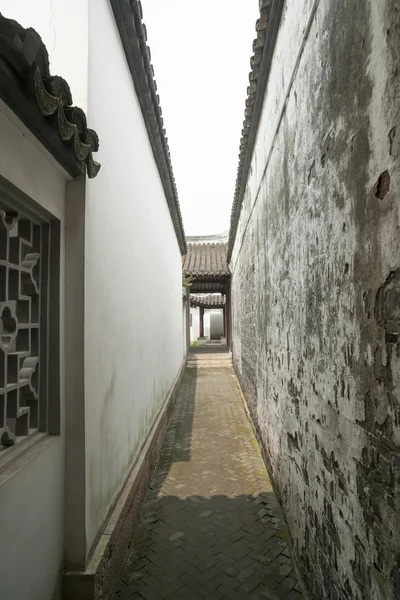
[116,355,304,600]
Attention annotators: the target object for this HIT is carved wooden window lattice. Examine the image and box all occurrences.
[0,199,53,455]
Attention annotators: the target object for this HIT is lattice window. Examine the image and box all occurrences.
[0,193,58,460]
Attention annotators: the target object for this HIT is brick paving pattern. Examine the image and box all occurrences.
[116,355,304,599]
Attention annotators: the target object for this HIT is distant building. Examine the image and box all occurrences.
[183,239,230,346]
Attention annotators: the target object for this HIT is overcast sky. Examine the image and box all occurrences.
[142,0,259,236]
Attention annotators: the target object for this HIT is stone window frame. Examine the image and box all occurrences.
[0,175,60,470]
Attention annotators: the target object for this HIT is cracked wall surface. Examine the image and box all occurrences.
[230,1,400,598]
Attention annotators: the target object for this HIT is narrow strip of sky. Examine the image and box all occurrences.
[142,0,259,236]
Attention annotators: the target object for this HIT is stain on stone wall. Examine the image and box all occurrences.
[230,1,400,599]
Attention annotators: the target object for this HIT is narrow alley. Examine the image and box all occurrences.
[116,351,303,600]
[0,1,399,599]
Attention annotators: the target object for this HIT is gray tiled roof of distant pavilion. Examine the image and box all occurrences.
[183,243,230,294]
[183,243,228,276]
[190,294,225,309]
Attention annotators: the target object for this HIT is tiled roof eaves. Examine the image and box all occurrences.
[183,243,230,277]
[0,14,100,178]
[186,232,228,243]
[185,273,230,279]
[110,0,186,255]
[227,0,285,262]
[190,294,225,308]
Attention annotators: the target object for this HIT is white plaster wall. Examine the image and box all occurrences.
[84,0,184,553]
[0,0,88,110]
[190,306,200,342]
[204,312,211,340]
[210,310,224,339]
[0,102,67,217]
[0,440,64,600]
[190,308,212,341]
[0,102,67,600]
[182,299,188,358]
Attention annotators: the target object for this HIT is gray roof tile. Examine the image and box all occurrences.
[190,294,225,308]
[183,243,229,277]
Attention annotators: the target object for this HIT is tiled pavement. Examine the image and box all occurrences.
[116,354,304,600]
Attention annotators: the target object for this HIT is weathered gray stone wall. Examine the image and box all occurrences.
[230,1,400,599]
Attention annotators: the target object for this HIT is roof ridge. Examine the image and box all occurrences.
[111,0,186,254]
[187,241,226,246]
[227,0,285,261]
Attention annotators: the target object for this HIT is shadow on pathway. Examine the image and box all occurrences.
[188,344,230,355]
[116,361,304,600]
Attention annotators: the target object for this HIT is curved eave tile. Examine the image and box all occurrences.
[0,13,101,178]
